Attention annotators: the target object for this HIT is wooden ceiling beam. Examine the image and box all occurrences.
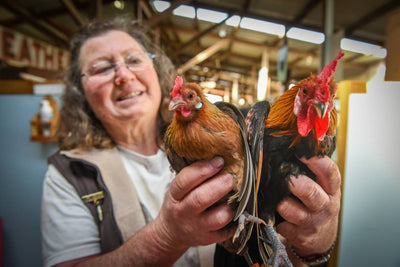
[345,0,400,36]
[241,0,254,12]
[41,18,75,39]
[139,0,154,19]
[293,0,323,25]
[94,0,103,20]
[191,2,302,29]
[180,47,319,76]
[0,0,115,26]
[189,1,383,46]
[199,60,315,78]
[61,0,86,26]
[148,0,192,27]
[169,25,318,58]
[0,2,69,47]
[172,15,232,55]
[177,38,230,73]
[227,26,239,52]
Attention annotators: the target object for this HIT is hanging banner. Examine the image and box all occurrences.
[0,26,69,71]
[277,43,288,83]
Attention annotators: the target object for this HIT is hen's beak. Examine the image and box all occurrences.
[169,98,185,111]
[313,102,328,118]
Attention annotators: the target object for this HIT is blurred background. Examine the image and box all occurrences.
[0,0,399,266]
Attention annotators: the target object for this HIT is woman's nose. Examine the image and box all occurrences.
[114,63,137,85]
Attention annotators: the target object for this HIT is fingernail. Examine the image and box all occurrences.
[210,156,224,169]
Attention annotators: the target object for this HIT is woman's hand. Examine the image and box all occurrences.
[153,156,235,253]
[276,156,341,260]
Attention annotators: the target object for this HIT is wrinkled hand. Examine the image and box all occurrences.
[276,156,341,257]
[153,156,235,252]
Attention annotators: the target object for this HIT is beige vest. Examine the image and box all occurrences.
[62,147,215,267]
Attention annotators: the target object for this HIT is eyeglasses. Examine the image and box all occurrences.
[81,52,155,83]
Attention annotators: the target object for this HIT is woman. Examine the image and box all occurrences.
[41,17,341,267]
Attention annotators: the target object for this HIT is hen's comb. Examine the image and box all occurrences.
[171,76,183,98]
[318,51,344,83]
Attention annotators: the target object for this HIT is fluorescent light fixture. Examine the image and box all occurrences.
[287,27,325,44]
[197,8,228,23]
[240,17,285,37]
[226,15,241,27]
[205,93,223,103]
[153,0,170,12]
[173,5,195,18]
[341,38,387,58]
[200,80,216,89]
[373,48,387,58]
[257,67,269,101]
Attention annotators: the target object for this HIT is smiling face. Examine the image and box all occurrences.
[79,30,161,128]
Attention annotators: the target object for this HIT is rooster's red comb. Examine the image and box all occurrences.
[171,76,183,98]
[318,51,344,83]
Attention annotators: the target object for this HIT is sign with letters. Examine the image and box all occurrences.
[0,26,69,71]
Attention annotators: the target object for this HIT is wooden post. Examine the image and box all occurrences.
[385,9,400,81]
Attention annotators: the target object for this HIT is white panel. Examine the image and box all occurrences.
[339,81,400,267]
[33,84,65,95]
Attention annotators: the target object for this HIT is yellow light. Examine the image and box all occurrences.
[114,0,125,10]
[257,67,268,101]
[196,54,206,61]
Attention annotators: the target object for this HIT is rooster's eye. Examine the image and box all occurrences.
[303,89,307,94]
[187,92,195,100]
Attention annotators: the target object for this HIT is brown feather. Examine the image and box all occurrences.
[165,80,258,254]
[265,84,299,148]
[165,82,246,207]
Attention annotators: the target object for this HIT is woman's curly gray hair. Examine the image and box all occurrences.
[58,17,175,150]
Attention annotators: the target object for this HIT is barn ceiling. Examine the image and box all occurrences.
[0,0,398,100]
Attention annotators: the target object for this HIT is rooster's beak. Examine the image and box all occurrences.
[169,98,185,111]
[313,102,328,119]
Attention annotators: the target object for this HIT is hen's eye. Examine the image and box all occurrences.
[187,92,195,100]
[303,88,307,94]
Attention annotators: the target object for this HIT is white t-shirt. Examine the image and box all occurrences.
[41,148,178,267]
[117,146,174,220]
